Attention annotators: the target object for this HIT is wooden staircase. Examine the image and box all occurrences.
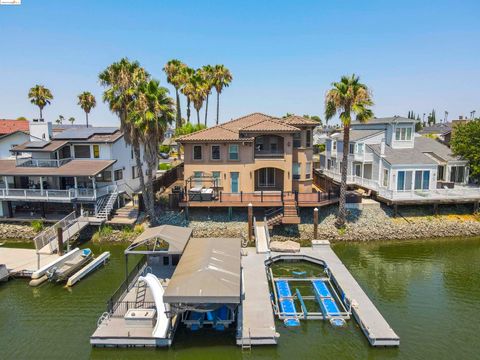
[265,200,301,229]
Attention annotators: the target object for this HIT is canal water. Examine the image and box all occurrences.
[1,237,479,359]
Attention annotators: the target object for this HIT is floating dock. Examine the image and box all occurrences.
[237,248,278,347]
[0,247,59,277]
[66,251,110,287]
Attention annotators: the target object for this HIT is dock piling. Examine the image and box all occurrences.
[248,203,253,242]
[57,227,64,256]
[313,208,318,239]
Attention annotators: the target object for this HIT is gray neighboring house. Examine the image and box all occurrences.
[320,116,474,201]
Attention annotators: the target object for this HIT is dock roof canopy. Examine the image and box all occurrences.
[125,225,192,255]
[163,238,241,304]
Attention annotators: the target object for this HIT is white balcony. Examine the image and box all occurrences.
[16,157,73,168]
[321,169,480,202]
[0,185,116,202]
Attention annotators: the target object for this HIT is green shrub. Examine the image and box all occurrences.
[92,225,114,242]
[159,145,170,154]
[31,220,44,233]
[134,224,144,234]
[337,226,347,236]
[158,163,172,171]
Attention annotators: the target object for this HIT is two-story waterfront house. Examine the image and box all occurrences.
[0,119,146,219]
[320,116,478,205]
[177,113,337,223]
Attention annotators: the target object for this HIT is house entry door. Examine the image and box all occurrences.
[230,172,239,193]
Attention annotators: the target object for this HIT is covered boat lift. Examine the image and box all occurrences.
[163,237,242,331]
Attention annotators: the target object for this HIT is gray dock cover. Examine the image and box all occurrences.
[163,238,241,304]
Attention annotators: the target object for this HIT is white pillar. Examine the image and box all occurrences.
[74,177,78,189]
[39,176,44,195]
[4,176,8,190]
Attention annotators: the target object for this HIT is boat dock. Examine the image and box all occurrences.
[237,248,278,347]
[0,247,58,277]
[268,241,400,347]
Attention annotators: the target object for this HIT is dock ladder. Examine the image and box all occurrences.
[134,279,147,308]
[241,328,252,352]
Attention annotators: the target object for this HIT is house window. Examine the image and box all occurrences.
[414,170,430,190]
[211,145,221,160]
[438,166,445,181]
[450,166,465,183]
[193,145,202,160]
[332,141,337,151]
[383,169,389,187]
[93,144,100,158]
[97,170,112,182]
[349,143,355,154]
[212,171,221,187]
[357,143,364,154]
[258,168,275,187]
[354,164,361,177]
[306,130,311,147]
[114,169,123,181]
[132,166,139,179]
[293,163,301,180]
[74,145,91,158]
[293,133,302,148]
[395,127,413,141]
[327,159,332,170]
[228,144,239,160]
[397,171,413,191]
[305,162,311,179]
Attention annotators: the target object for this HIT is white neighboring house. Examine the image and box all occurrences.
[0,131,31,159]
[320,116,475,201]
[0,119,148,219]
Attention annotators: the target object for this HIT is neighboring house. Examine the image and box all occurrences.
[321,116,474,202]
[0,119,146,219]
[0,131,31,159]
[0,119,29,135]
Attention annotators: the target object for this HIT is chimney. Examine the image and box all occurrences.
[459,115,463,120]
[380,139,385,156]
[29,119,53,141]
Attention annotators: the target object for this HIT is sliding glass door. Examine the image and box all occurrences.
[414,170,430,190]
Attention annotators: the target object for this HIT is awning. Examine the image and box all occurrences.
[163,238,241,304]
[125,225,192,255]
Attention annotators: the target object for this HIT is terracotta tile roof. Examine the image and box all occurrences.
[0,159,116,176]
[281,115,320,127]
[0,119,29,135]
[178,113,301,142]
[241,118,300,132]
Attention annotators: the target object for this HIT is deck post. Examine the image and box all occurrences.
[474,201,479,214]
[433,203,439,215]
[57,226,64,256]
[261,191,263,202]
[125,254,129,282]
[248,203,253,242]
[313,207,318,239]
[241,191,243,203]
[393,204,398,218]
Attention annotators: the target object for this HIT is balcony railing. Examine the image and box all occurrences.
[254,149,284,158]
[16,157,73,168]
[0,184,116,202]
[321,169,480,201]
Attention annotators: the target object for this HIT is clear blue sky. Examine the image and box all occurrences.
[1,0,479,127]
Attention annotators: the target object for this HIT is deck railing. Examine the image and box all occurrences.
[321,169,480,201]
[111,301,156,317]
[16,157,72,168]
[0,184,116,202]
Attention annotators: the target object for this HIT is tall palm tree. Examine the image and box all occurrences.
[325,74,374,228]
[179,67,195,123]
[129,79,175,222]
[56,115,64,125]
[190,72,208,126]
[99,58,150,217]
[28,85,53,120]
[68,117,75,125]
[163,59,187,128]
[212,65,232,125]
[199,65,215,127]
[77,91,96,127]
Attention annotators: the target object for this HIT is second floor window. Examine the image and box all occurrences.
[211,145,220,160]
[114,169,123,181]
[97,170,112,182]
[229,144,239,160]
[305,162,311,179]
[293,163,301,180]
[349,143,355,154]
[132,166,139,179]
[193,145,202,160]
[74,145,90,158]
[293,132,301,148]
[332,141,337,151]
[395,127,412,141]
[383,169,389,187]
[93,145,100,158]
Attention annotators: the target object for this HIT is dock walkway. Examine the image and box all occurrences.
[0,248,58,276]
[254,221,269,254]
[282,243,400,346]
[237,248,278,346]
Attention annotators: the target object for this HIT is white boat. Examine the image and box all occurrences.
[47,248,93,283]
[66,251,110,287]
[31,248,81,280]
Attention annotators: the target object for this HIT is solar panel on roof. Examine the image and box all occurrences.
[25,141,50,148]
[54,127,118,140]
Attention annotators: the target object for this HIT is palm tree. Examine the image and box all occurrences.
[190,72,208,126]
[179,67,195,123]
[77,91,96,127]
[55,115,64,125]
[28,85,53,120]
[99,58,150,218]
[163,59,187,128]
[68,117,75,125]
[325,74,374,228]
[212,65,232,125]
[129,79,175,221]
[199,65,215,127]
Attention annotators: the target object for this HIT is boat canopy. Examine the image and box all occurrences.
[125,225,192,255]
[163,238,241,304]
